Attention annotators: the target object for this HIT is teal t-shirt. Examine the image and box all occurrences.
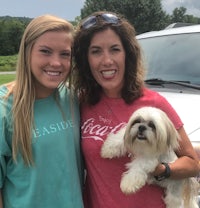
[0,85,84,208]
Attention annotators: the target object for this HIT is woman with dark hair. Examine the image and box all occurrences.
[73,11,199,208]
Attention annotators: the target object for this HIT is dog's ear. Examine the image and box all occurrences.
[154,109,180,152]
[162,113,180,150]
[123,121,132,142]
[123,115,137,142]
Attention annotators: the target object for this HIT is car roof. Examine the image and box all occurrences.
[136,24,200,39]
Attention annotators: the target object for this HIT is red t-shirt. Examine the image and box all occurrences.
[81,88,183,208]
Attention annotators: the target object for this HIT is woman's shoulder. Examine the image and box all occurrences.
[136,87,170,106]
[0,82,15,96]
[142,87,168,101]
[0,82,14,111]
[59,85,78,98]
[0,84,8,96]
[143,87,160,96]
[58,86,80,110]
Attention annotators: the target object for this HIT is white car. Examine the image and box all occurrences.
[137,24,200,204]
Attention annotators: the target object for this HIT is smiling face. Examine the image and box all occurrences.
[31,31,72,98]
[124,107,180,157]
[88,28,126,98]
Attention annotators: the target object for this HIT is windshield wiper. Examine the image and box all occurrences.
[145,78,200,90]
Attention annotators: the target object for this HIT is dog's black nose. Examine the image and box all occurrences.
[137,125,147,140]
[138,125,146,132]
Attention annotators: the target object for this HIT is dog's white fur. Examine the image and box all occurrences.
[101,107,199,208]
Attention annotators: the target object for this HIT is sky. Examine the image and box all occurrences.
[0,0,200,21]
[0,0,85,21]
[162,0,200,17]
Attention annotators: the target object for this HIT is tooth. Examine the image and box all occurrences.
[102,70,115,75]
[47,71,60,76]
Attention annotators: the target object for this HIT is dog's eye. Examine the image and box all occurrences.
[132,119,141,125]
[148,121,156,130]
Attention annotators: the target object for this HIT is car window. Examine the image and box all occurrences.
[138,33,200,85]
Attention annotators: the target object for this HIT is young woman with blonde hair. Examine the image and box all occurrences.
[0,14,83,208]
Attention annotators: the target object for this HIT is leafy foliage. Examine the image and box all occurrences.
[0,16,32,56]
[1,1,200,57]
[171,7,200,24]
[81,0,168,33]
[80,0,200,34]
[0,55,18,71]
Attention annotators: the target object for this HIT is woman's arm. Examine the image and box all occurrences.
[153,126,200,179]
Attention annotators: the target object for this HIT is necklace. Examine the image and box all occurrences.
[102,97,126,127]
[102,97,134,158]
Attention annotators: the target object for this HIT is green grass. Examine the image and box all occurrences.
[0,74,15,85]
[0,54,17,85]
[0,55,17,72]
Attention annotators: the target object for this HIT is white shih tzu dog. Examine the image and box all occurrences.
[101,107,199,208]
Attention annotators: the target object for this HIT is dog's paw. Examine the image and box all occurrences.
[101,128,127,159]
[101,137,125,158]
[120,173,146,194]
[101,141,117,159]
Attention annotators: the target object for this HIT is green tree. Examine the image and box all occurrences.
[80,0,169,33]
[170,7,200,24]
[171,7,187,22]
[0,16,31,56]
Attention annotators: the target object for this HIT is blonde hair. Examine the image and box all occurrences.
[6,14,74,165]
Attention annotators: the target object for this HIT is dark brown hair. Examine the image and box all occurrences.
[73,11,145,105]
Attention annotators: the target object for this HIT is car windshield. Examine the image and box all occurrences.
[137,32,200,85]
